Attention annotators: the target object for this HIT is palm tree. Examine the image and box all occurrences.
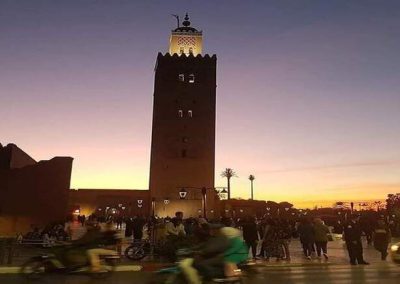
[248,175,255,200]
[221,168,237,200]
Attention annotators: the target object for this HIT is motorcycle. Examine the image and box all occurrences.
[125,240,152,260]
[147,249,250,284]
[125,236,195,261]
[20,243,119,280]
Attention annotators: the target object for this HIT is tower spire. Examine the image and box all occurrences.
[182,13,191,27]
[169,13,202,56]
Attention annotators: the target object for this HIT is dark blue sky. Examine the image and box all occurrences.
[1,0,400,206]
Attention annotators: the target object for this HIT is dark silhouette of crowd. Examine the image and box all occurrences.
[18,208,396,267]
[19,223,69,246]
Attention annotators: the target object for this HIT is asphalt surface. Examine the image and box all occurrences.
[1,263,399,284]
[2,239,400,283]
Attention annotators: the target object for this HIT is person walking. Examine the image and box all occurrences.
[360,216,373,245]
[297,218,315,260]
[132,216,146,241]
[277,219,292,260]
[124,217,133,238]
[343,214,369,265]
[373,219,391,260]
[256,218,267,258]
[313,218,330,259]
[262,219,284,261]
[241,216,259,259]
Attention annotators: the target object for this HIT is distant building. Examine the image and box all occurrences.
[149,14,217,217]
[0,143,73,235]
[69,189,150,217]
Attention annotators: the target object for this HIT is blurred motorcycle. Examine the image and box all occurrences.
[20,243,119,280]
[147,249,253,284]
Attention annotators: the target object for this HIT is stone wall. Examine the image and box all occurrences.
[0,150,73,234]
[69,189,150,217]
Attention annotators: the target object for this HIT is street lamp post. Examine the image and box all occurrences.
[201,187,207,218]
[217,188,228,200]
[151,198,156,218]
[248,175,255,200]
[163,198,170,215]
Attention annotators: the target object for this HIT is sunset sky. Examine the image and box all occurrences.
[1,1,400,208]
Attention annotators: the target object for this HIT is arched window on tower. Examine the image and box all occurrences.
[189,47,193,55]
[178,110,183,118]
[178,74,184,82]
[179,47,184,55]
[188,110,193,118]
[188,74,195,83]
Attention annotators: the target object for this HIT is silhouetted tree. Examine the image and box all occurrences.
[221,168,237,200]
[278,201,293,209]
[248,175,255,200]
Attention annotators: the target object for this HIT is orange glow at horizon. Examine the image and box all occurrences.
[68,152,400,209]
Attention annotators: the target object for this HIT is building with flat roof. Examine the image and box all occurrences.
[0,143,73,235]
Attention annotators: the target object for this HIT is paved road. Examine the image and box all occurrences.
[2,238,399,283]
[1,263,399,284]
[6,238,391,266]
[258,263,400,283]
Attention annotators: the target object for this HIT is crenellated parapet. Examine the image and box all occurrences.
[156,52,216,70]
[157,52,216,61]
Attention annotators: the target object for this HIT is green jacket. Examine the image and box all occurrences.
[224,237,248,264]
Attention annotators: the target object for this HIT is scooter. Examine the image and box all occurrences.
[20,244,119,280]
[147,249,248,284]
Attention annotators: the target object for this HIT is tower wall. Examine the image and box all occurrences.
[149,53,217,217]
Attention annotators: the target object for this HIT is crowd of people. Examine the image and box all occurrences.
[117,212,393,266]
[20,210,394,269]
[18,223,69,246]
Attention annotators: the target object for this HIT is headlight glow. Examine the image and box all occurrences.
[390,244,399,252]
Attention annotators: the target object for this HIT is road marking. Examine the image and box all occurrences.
[115,265,143,272]
[0,267,20,274]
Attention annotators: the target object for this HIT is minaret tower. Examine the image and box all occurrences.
[149,14,217,217]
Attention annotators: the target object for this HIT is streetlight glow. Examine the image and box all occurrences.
[179,188,188,199]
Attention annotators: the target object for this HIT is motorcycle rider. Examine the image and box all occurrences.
[71,221,118,272]
[180,221,248,284]
[86,221,119,272]
[220,221,248,277]
[180,223,228,284]
[165,212,186,237]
